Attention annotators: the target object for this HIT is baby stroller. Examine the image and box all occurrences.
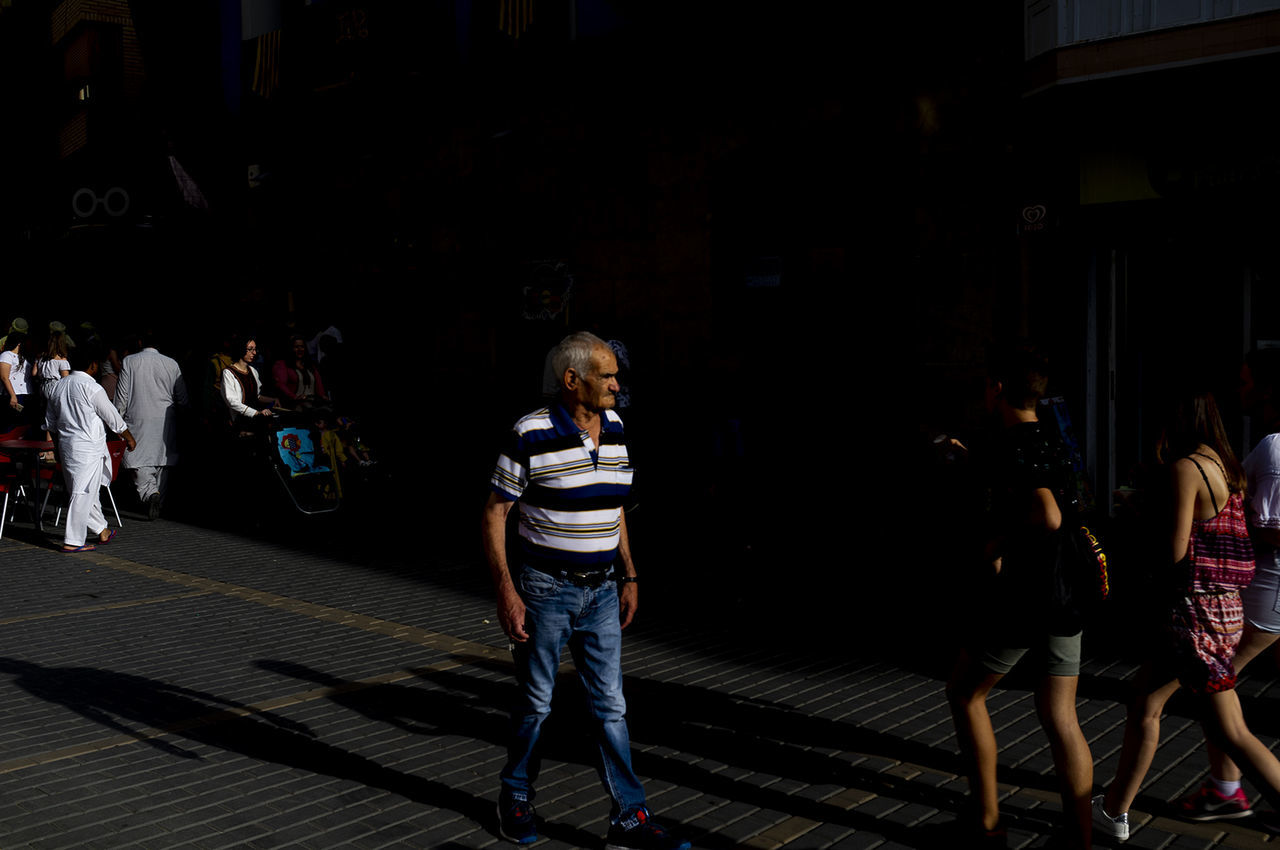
[264,413,341,515]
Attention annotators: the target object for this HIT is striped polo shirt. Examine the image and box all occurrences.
[491,403,633,570]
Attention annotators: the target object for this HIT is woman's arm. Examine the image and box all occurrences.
[1029,487,1062,532]
[1171,459,1200,563]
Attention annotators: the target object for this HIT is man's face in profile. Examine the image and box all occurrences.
[572,347,619,413]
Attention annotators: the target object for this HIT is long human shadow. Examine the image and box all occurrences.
[0,657,602,846]
[256,657,1083,848]
[255,658,621,846]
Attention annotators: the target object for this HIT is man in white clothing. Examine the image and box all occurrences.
[115,335,187,519]
[44,344,136,552]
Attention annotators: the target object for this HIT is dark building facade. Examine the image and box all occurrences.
[1019,1,1280,513]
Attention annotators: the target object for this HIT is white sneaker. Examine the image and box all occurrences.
[1092,795,1129,841]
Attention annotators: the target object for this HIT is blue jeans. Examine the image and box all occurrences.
[500,566,646,817]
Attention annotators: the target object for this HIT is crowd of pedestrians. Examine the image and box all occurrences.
[18,317,1280,848]
[945,342,1280,848]
[0,315,375,543]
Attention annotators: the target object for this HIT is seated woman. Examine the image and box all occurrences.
[272,334,328,410]
[222,337,279,430]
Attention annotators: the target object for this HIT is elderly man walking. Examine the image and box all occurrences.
[115,335,187,519]
[45,344,136,552]
[482,331,688,849]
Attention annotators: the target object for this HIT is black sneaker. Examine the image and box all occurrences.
[497,791,538,845]
[605,806,690,850]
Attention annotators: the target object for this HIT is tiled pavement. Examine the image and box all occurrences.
[2,506,1280,848]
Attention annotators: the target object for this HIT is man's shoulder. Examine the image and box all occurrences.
[57,372,95,398]
[1247,433,1280,470]
[512,407,556,435]
[158,352,182,374]
[994,420,1067,486]
[1003,420,1060,454]
[75,373,104,393]
[47,374,71,399]
[130,349,177,365]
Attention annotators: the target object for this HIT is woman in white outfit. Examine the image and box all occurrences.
[0,331,31,428]
[35,332,71,399]
[221,338,278,428]
[35,332,71,461]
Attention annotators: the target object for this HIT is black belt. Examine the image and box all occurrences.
[558,569,614,588]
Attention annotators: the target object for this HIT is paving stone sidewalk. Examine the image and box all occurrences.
[0,509,1278,848]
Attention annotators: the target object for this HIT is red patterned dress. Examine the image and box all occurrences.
[1168,465,1256,693]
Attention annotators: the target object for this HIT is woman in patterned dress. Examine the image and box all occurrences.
[1177,349,1280,821]
[1092,390,1280,840]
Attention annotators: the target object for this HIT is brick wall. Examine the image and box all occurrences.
[50,0,142,102]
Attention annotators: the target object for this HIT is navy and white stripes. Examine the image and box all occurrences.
[491,404,633,569]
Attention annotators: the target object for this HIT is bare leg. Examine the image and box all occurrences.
[947,651,1005,831]
[1034,675,1093,849]
[1202,689,1280,810]
[1103,664,1181,815]
[1206,627,1280,783]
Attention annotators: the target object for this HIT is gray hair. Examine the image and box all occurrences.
[551,331,608,389]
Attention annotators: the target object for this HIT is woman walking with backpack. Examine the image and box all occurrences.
[946,343,1094,849]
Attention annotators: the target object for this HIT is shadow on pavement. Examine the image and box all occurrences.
[0,646,1101,849]
[0,656,592,846]
[262,656,1104,847]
